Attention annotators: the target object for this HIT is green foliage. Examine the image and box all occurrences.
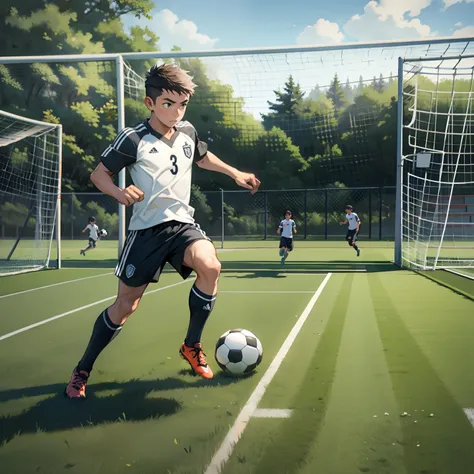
[1,0,467,217]
[191,184,213,225]
[0,202,29,227]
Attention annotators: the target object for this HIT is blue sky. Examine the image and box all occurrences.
[124,0,474,51]
[122,0,474,119]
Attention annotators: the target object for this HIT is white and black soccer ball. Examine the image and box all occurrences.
[99,229,108,238]
[215,329,263,375]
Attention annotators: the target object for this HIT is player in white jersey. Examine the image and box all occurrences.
[66,64,260,398]
[80,216,100,256]
[277,210,297,264]
[340,205,360,257]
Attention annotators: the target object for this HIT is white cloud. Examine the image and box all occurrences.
[455,22,463,27]
[125,9,218,52]
[343,0,432,40]
[443,0,474,8]
[296,18,344,44]
[452,25,474,36]
[297,0,434,45]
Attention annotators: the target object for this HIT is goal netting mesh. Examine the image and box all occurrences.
[0,110,61,276]
[401,57,474,271]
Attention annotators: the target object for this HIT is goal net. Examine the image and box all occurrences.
[0,110,62,276]
[400,56,474,270]
[122,40,474,247]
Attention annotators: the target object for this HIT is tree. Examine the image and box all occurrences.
[309,84,322,100]
[378,73,386,93]
[263,75,304,123]
[356,75,365,97]
[326,74,347,113]
[344,77,353,104]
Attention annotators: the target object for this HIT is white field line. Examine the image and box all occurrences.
[284,270,366,275]
[0,272,113,300]
[204,273,332,474]
[445,269,474,281]
[220,290,315,294]
[0,279,193,341]
[464,408,474,428]
[223,269,366,274]
[253,409,293,418]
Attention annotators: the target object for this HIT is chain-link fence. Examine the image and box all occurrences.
[59,187,396,244]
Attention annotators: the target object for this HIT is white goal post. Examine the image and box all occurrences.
[0,110,62,275]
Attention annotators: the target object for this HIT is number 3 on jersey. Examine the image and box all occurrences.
[170,155,178,175]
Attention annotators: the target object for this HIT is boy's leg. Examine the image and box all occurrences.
[65,281,147,399]
[283,239,292,261]
[82,239,95,254]
[176,237,220,379]
[352,233,360,256]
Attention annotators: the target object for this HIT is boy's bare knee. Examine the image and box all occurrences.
[197,257,221,282]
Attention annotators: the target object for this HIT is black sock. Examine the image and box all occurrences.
[353,244,359,251]
[77,309,122,373]
[184,284,216,347]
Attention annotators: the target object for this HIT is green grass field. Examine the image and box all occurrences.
[1,241,474,474]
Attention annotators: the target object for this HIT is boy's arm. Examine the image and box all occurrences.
[82,226,88,233]
[356,217,361,233]
[91,163,144,206]
[196,151,260,194]
[340,219,348,225]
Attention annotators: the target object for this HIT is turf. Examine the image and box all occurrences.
[0,244,473,474]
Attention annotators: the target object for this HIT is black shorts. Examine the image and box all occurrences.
[88,238,97,248]
[115,220,211,287]
[279,237,293,251]
[346,229,358,245]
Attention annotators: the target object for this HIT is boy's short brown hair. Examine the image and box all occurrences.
[145,64,196,101]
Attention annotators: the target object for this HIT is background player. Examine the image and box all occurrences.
[340,205,360,257]
[277,210,297,264]
[65,64,260,399]
[80,216,99,256]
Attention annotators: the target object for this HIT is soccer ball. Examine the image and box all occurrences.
[99,229,108,238]
[215,329,263,375]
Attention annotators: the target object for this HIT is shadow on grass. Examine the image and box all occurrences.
[416,270,474,301]
[0,373,238,446]
[220,260,399,278]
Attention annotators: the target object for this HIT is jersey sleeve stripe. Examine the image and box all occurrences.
[114,128,135,150]
[115,125,147,150]
[111,127,132,147]
[101,145,113,157]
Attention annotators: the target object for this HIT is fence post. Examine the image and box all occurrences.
[220,188,224,249]
[324,189,328,240]
[264,190,268,240]
[303,189,307,239]
[368,189,372,240]
[379,187,383,240]
[70,194,74,240]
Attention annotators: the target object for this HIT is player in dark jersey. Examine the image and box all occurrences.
[65,64,260,398]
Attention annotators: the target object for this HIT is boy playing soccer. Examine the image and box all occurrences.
[65,64,260,398]
[277,210,296,264]
[80,216,100,256]
[340,205,360,257]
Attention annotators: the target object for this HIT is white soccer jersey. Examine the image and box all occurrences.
[87,223,99,240]
[346,213,360,231]
[279,219,296,238]
[101,120,208,230]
